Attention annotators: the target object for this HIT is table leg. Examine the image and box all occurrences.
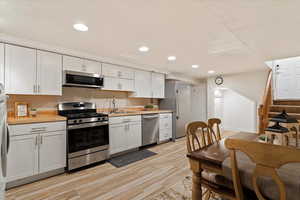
[192,171,203,200]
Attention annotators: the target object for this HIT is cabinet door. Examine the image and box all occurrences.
[131,70,152,98]
[152,73,165,98]
[109,124,127,154]
[119,67,134,80]
[63,55,83,72]
[83,59,101,74]
[102,77,119,91]
[0,43,4,86]
[39,131,66,173]
[37,50,62,95]
[7,135,38,182]
[102,63,120,78]
[119,78,134,91]
[127,122,141,149]
[5,45,36,95]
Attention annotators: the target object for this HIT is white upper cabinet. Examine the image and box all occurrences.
[273,57,300,100]
[152,72,165,98]
[102,63,134,91]
[5,44,36,95]
[83,59,101,74]
[37,50,62,95]
[131,70,152,98]
[102,63,134,79]
[0,43,4,86]
[63,55,101,74]
[131,70,165,98]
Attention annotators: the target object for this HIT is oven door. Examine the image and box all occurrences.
[67,122,109,158]
[63,70,104,88]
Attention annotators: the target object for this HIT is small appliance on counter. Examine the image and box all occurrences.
[58,102,109,171]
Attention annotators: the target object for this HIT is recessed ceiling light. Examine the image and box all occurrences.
[192,65,199,69]
[139,46,149,52]
[208,70,215,74]
[168,56,176,61]
[73,23,89,32]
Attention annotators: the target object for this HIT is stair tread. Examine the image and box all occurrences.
[269,112,300,116]
[271,105,300,107]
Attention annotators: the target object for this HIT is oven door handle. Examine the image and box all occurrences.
[68,121,108,130]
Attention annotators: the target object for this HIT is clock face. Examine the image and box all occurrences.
[215,76,223,85]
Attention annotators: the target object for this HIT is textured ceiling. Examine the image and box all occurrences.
[0,0,297,78]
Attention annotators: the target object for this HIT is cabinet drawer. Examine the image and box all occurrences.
[109,115,141,125]
[9,121,66,136]
[159,113,172,120]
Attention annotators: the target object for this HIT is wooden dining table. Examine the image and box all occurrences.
[186,132,258,200]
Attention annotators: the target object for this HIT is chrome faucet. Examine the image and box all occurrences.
[111,96,117,113]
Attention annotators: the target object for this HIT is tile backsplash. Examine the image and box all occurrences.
[7,87,157,112]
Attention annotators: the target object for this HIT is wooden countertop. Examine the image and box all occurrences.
[8,113,67,125]
[107,110,173,117]
[7,110,173,125]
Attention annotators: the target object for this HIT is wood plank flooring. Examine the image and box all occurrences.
[6,131,236,200]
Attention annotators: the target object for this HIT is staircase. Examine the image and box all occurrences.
[269,101,300,120]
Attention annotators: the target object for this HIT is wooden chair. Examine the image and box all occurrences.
[208,118,222,141]
[186,121,220,200]
[225,138,300,200]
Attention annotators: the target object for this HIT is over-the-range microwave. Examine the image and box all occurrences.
[63,70,104,88]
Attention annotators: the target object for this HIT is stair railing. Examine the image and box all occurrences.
[258,69,273,134]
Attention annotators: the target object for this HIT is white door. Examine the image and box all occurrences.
[37,50,62,95]
[39,131,66,173]
[127,122,141,149]
[62,55,83,72]
[0,43,4,86]
[131,70,152,98]
[109,124,127,154]
[294,60,300,98]
[83,59,101,74]
[152,72,165,98]
[7,135,38,182]
[119,78,134,91]
[5,45,37,95]
[102,77,119,91]
[274,59,293,99]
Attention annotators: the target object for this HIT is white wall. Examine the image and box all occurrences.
[207,69,269,132]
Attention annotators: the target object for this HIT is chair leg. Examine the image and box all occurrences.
[204,190,212,200]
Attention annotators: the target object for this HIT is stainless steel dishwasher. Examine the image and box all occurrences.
[142,114,159,146]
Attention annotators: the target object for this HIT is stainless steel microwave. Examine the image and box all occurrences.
[63,70,104,88]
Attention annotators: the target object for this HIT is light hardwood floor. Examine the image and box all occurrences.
[6,131,236,200]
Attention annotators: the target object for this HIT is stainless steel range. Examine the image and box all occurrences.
[58,102,109,171]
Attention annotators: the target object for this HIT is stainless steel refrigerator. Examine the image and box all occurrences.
[159,80,206,139]
[0,83,8,198]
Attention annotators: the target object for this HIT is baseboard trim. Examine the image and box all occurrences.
[6,168,65,189]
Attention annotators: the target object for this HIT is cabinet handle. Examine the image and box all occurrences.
[35,136,39,146]
[118,71,122,77]
[33,85,37,93]
[40,135,43,145]
[38,85,41,93]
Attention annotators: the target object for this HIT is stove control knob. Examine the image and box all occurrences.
[73,120,77,124]
[79,119,82,123]
[98,118,102,121]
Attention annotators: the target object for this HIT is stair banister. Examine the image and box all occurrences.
[258,69,272,134]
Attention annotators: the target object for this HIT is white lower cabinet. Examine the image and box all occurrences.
[159,113,172,142]
[7,122,66,182]
[109,115,141,155]
[7,134,38,182]
[39,131,66,174]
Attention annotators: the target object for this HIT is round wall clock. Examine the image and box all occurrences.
[215,76,224,85]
